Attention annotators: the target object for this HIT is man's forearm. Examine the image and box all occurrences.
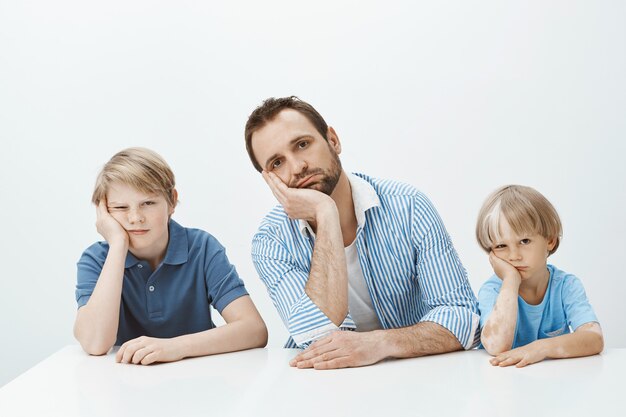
[380,321,463,359]
[304,204,348,326]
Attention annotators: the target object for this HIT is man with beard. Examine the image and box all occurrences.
[244,96,479,369]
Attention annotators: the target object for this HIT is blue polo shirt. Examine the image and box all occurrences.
[76,220,249,345]
[478,264,599,348]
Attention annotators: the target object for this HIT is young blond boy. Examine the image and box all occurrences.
[74,148,267,364]
[476,185,603,367]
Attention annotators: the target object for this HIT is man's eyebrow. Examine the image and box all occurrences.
[264,135,312,169]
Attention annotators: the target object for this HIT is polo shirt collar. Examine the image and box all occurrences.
[299,173,381,236]
[123,219,188,268]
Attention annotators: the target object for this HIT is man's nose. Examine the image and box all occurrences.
[291,158,308,176]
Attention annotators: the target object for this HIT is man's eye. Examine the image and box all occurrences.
[298,141,308,149]
[271,159,282,169]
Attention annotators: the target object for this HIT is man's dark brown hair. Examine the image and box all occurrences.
[244,96,329,172]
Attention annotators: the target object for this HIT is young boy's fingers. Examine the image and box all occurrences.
[115,345,125,363]
[96,200,108,218]
[497,356,518,367]
[140,351,159,365]
[131,347,151,364]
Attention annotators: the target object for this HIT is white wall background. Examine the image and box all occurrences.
[1,0,624,386]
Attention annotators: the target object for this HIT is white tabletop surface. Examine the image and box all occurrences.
[0,346,622,417]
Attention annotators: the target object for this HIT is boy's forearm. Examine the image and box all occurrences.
[539,322,604,360]
[74,244,127,355]
[481,278,520,355]
[178,316,268,359]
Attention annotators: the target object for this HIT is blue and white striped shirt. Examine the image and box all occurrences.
[252,173,480,349]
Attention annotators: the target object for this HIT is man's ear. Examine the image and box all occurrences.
[327,127,341,154]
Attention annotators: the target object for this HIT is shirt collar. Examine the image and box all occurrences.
[124,219,188,268]
[298,173,381,236]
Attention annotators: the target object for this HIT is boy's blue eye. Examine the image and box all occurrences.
[493,244,506,250]
[520,239,531,245]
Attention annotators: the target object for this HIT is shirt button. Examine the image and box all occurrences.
[137,264,143,269]
[149,285,155,292]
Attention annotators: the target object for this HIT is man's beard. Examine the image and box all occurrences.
[293,148,342,196]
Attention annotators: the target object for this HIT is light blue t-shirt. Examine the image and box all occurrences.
[478,264,598,348]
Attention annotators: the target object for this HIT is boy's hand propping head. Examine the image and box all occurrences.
[96,199,129,248]
[489,251,521,284]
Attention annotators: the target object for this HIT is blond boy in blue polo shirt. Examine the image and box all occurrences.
[476,185,603,367]
[74,147,267,364]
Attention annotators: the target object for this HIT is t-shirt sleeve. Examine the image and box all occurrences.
[478,278,501,329]
[562,274,599,331]
[204,236,249,313]
[75,243,107,308]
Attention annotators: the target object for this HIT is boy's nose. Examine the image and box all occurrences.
[128,209,145,224]
[508,248,522,261]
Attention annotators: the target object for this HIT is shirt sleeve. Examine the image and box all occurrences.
[411,193,480,350]
[203,236,249,313]
[562,274,599,331]
[252,227,356,348]
[75,243,107,308]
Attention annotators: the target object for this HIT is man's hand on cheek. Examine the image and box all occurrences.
[262,171,335,222]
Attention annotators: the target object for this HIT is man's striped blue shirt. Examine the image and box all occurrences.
[252,173,480,349]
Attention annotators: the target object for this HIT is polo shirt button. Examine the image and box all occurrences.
[149,285,155,292]
[137,264,143,269]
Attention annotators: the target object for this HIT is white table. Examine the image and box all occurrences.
[0,346,622,417]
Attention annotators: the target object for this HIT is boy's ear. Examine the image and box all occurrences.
[169,188,178,215]
[547,236,557,252]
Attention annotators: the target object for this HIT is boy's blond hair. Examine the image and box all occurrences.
[476,185,562,256]
[92,147,177,208]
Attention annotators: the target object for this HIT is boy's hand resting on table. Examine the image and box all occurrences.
[116,336,184,365]
[489,341,546,368]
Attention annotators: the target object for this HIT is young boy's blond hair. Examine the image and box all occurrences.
[475,185,562,256]
[91,147,177,208]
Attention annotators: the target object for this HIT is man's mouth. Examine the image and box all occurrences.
[296,174,320,188]
[128,229,149,235]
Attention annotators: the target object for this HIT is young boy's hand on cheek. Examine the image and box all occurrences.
[489,252,521,284]
[96,200,129,248]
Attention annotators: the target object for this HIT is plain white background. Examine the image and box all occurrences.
[1,1,624,387]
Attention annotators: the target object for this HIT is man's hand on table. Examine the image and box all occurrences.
[290,331,389,370]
